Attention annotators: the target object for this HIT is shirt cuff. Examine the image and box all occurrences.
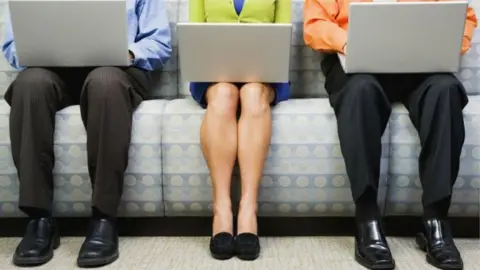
[461,37,471,55]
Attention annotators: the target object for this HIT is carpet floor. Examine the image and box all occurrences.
[0,237,478,269]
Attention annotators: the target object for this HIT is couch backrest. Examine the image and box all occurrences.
[1,0,480,99]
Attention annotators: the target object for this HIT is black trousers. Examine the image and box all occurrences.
[5,67,151,217]
[321,54,468,207]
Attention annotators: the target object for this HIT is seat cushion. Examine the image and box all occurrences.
[0,100,167,217]
[161,98,390,216]
[386,96,480,216]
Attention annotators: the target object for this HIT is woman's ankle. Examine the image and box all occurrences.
[212,204,233,235]
[237,202,258,235]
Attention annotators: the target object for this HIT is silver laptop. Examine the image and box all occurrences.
[9,0,130,67]
[178,23,292,83]
[339,1,467,73]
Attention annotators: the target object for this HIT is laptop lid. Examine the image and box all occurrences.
[9,0,129,67]
[177,23,292,83]
[343,1,467,73]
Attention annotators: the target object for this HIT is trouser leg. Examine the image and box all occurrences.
[403,74,468,217]
[5,68,73,214]
[79,67,150,217]
[322,55,392,204]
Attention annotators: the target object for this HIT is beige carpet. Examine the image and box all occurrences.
[0,237,478,269]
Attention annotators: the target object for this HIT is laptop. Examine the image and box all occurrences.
[339,1,467,73]
[9,0,130,67]
[177,23,292,83]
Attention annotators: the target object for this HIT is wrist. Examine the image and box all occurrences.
[128,50,135,64]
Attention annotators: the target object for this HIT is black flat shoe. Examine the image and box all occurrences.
[416,219,463,270]
[77,218,119,268]
[209,232,235,260]
[13,218,60,266]
[355,219,395,270]
[235,233,260,261]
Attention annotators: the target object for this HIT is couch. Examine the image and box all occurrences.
[0,0,478,218]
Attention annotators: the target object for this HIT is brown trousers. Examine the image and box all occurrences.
[5,67,151,217]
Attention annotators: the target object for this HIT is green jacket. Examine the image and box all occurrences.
[189,0,292,23]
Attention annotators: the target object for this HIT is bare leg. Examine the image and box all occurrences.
[237,83,275,234]
[201,83,239,236]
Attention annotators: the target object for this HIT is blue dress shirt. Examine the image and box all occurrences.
[2,0,172,71]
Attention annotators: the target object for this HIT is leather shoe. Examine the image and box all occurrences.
[416,219,463,270]
[13,218,60,266]
[77,218,119,268]
[209,232,235,260]
[235,233,261,261]
[355,219,395,270]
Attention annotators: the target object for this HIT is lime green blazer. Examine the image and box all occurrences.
[189,0,291,23]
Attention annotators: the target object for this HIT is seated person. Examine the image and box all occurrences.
[189,0,291,261]
[303,0,477,269]
[2,0,172,267]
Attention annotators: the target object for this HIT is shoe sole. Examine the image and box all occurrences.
[77,251,119,268]
[210,252,234,260]
[237,253,260,261]
[416,233,464,270]
[354,247,396,270]
[13,233,61,266]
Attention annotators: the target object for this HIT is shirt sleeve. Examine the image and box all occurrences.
[461,6,478,54]
[189,0,206,22]
[275,0,292,23]
[303,0,347,53]
[2,14,24,70]
[128,0,172,71]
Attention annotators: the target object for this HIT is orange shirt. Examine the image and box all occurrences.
[304,0,478,54]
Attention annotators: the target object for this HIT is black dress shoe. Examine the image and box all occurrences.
[355,219,395,270]
[209,232,235,260]
[13,217,60,266]
[77,218,119,268]
[235,233,260,261]
[416,219,463,270]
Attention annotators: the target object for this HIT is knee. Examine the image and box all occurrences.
[206,83,239,117]
[12,68,59,100]
[239,83,272,116]
[83,67,128,100]
[345,74,383,98]
[426,75,463,97]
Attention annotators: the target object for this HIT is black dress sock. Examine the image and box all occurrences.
[92,207,116,222]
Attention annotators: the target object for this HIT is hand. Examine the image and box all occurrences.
[342,44,347,55]
[128,51,135,62]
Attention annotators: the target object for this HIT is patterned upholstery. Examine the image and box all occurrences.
[0,0,479,218]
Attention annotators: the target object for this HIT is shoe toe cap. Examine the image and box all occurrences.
[439,256,463,267]
[15,244,47,258]
[17,249,41,258]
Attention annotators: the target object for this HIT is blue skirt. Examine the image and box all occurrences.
[190,82,290,108]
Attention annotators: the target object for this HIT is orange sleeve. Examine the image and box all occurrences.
[303,0,347,53]
[461,6,477,54]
